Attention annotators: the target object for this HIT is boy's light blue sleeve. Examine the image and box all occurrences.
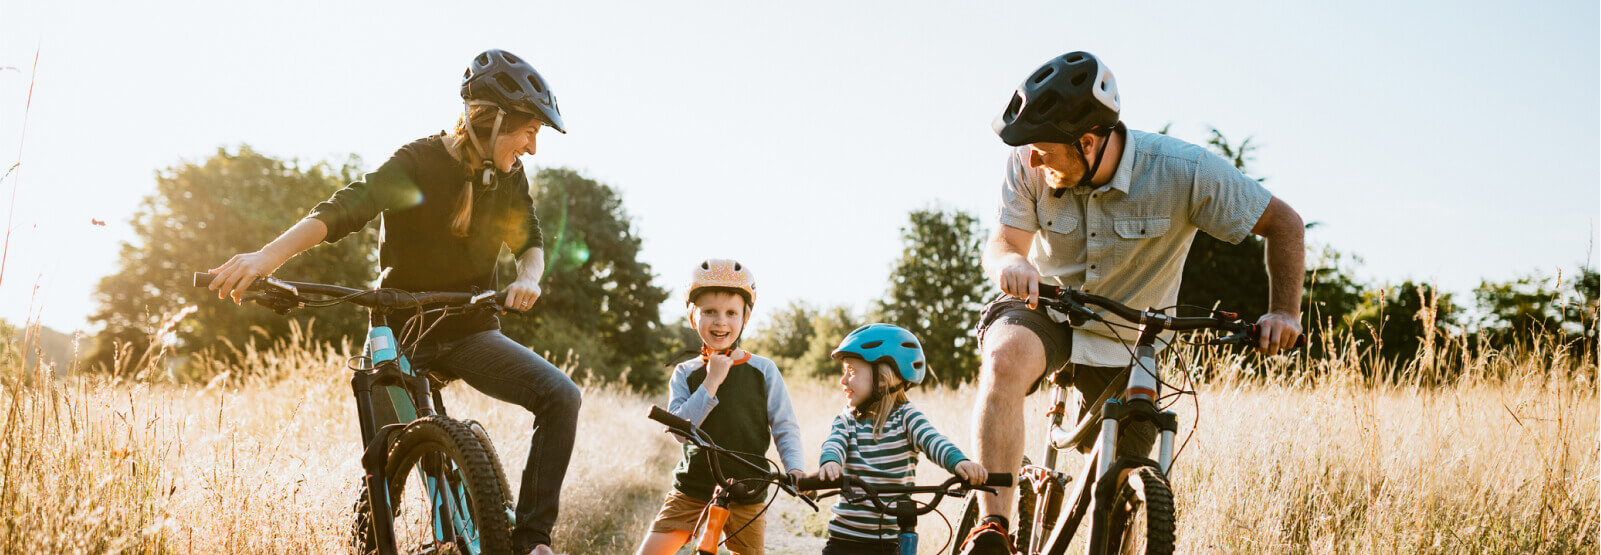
[904,404,968,471]
[819,412,851,466]
[757,357,808,474]
[667,361,718,427]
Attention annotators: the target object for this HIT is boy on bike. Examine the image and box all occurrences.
[635,259,808,555]
[962,51,1306,554]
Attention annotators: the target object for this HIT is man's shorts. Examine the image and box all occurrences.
[976,294,1073,393]
[976,294,1156,457]
[647,489,767,555]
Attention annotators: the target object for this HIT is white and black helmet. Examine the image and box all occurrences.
[994,51,1120,146]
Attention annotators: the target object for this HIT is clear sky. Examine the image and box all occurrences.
[1,0,1597,334]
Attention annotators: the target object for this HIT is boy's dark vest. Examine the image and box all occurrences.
[673,360,772,504]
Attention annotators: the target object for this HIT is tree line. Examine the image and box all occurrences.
[85,136,1597,391]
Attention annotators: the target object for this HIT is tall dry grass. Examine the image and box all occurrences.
[1,312,1596,554]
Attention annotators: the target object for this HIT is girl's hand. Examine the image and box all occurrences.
[786,468,807,486]
[208,250,289,303]
[818,461,842,482]
[955,459,988,485]
[503,278,542,312]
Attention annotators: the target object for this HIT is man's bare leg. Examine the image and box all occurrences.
[973,323,1048,521]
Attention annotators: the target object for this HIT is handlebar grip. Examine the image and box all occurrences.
[985,473,1013,487]
[647,405,695,434]
[1248,324,1308,349]
[194,272,216,287]
[1037,283,1061,298]
[794,475,843,491]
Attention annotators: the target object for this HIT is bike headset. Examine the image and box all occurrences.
[459,49,567,188]
[831,323,928,410]
[685,259,758,362]
[993,51,1124,197]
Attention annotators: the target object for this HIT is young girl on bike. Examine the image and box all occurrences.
[816,324,988,555]
[206,49,579,555]
[636,259,808,555]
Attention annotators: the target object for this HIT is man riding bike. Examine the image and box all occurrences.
[961,51,1306,555]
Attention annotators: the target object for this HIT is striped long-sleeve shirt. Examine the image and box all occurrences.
[818,401,968,541]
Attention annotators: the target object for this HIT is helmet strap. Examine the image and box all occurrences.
[1056,122,1122,197]
[461,100,506,188]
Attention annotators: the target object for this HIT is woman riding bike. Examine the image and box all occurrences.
[207,48,580,555]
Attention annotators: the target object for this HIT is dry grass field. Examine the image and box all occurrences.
[1,325,1596,554]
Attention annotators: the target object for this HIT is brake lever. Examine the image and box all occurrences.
[243,292,299,315]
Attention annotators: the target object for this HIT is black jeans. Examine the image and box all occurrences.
[415,330,582,551]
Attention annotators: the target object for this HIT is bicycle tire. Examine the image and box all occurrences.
[1101,466,1174,555]
[948,491,981,555]
[1013,477,1038,553]
[350,416,515,555]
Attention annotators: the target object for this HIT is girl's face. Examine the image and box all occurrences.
[491,120,542,172]
[839,358,878,407]
[692,291,746,351]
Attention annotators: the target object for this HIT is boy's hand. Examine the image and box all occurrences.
[786,468,806,486]
[955,459,987,485]
[706,353,733,390]
[818,461,842,482]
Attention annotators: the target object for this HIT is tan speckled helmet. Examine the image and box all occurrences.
[686,258,757,309]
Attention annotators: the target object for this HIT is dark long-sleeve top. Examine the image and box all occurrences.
[306,134,543,343]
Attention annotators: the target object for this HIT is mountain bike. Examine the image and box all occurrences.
[192,272,524,555]
[952,284,1304,555]
[645,405,818,554]
[796,471,1013,555]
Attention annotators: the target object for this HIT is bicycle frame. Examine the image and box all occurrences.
[1021,318,1180,555]
[354,314,478,555]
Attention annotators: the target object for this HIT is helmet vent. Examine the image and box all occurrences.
[527,75,545,94]
[476,53,491,66]
[1070,72,1089,87]
[502,51,522,64]
[1065,53,1086,63]
[734,262,743,271]
[1031,67,1055,84]
[861,340,883,349]
[701,261,711,270]
[901,342,917,348]
[495,73,524,94]
[912,361,924,369]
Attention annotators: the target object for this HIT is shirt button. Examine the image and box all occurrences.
[1047,220,1053,226]
[1091,264,1097,269]
[1090,232,1096,237]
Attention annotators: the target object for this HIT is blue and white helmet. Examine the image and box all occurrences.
[831,324,927,385]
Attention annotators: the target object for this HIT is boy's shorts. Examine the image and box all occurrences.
[648,489,767,555]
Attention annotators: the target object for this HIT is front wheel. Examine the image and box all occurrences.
[351,416,514,555]
[1101,466,1174,555]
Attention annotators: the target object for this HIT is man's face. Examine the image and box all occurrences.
[1027,140,1086,189]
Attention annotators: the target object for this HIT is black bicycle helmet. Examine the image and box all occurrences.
[461,49,566,134]
[993,51,1120,146]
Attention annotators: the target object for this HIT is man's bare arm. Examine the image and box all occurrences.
[1248,196,1305,353]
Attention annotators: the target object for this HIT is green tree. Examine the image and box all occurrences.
[88,146,376,376]
[794,305,859,381]
[496,168,671,391]
[1349,281,1458,373]
[744,300,818,372]
[873,208,992,384]
[1302,243,1367,332]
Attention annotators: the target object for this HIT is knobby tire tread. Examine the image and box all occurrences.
[351,416,515,555]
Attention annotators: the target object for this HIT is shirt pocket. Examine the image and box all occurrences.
[1113,216,1172,260]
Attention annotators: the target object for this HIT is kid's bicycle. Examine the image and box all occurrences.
[645,405,818,555]
[953,284,1303,555]
[192,272,524,555]
[796,471,1014,555]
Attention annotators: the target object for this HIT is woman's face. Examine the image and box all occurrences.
[491,120,542,172]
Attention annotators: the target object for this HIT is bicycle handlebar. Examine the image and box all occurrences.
[794,472,1013,493]
[646,405,818,511]
[1034,283,1305,349]
[192,272,525,315]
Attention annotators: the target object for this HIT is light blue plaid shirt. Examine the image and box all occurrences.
[997,129,1273,366]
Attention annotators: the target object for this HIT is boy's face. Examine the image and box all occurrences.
[692,291,747,351]
[839,357,876,407]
